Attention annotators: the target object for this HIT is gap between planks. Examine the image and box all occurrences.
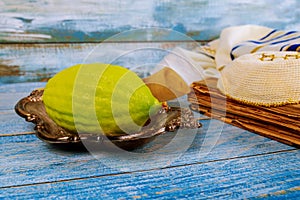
[0,148,297,190]
[0,132,35,137]
[0,40,209,45]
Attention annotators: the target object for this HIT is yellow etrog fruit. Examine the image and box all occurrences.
[43,63,161,136]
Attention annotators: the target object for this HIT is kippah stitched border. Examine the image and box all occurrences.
[218,51,300,107]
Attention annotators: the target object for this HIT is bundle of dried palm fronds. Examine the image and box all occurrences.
[188,78,300,147]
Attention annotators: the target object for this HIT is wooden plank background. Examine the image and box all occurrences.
[0,0,299,43]
[1,80,299,198]
[1,1,300,199]
[0,42,199,84]
[1,0,300,85]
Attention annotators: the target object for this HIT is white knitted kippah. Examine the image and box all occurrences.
[217,51,300,107]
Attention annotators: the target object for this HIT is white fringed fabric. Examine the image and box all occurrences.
[153,25,300,106]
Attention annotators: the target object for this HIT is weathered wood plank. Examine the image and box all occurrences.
[0,82,46,94]
[0,118,295,188]
[0,0,299,43]
[0,111,35,135]
[0,2,299,198]
[0,92,31,110]
[0,82,46,110]
[0,149,299,199]
[0,42,199,84]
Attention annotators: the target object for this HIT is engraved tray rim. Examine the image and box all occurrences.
[15,89,201,150]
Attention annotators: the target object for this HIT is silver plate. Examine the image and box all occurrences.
[15,89,201,150]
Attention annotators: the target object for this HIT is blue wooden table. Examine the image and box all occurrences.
[1,1,300,199]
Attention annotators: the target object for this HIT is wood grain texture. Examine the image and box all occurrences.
[1,83,299,199]
[0,42,199,84]
[1,1,300,198]
[0,115,295,188]
[0,82,46,134]
[0,82,46,110]
[1,0,299,43]
[0,111,35,135]
[0,149,299,199]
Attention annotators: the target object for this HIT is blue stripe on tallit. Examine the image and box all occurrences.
[259,29,277,40]
[246,31,299,45]
[280,43,290,51]
[261,30,298,42]
[198,51,215,60]
[286,44,300,51]
[230,29,300,60]
[270,35,300,45]
[230,45,242,60]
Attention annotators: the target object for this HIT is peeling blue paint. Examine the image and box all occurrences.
[0,0,299,42]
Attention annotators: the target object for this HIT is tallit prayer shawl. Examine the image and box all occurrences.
[154,24,300,107]
[168,25,300,147]
[230,29,300,60]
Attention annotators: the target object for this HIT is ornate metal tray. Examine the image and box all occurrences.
[15,89,201,150]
